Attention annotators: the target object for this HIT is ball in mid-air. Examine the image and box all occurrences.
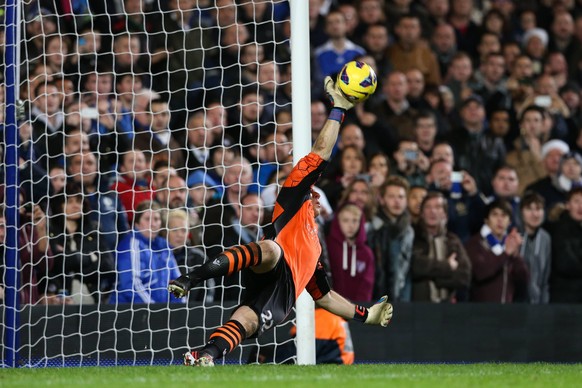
[336,60,378,103]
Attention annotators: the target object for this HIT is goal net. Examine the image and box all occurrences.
[1,0,299,366]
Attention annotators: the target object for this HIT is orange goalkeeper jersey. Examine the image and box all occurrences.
[270,152,328,299]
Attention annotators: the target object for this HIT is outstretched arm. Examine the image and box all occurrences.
[311,77,354,161]
[315,290,393,327]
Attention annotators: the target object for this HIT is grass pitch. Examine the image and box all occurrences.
[1,363,581,387]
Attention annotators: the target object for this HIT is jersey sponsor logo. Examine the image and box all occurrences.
[261,310,273,331]
[305,223,319,240]
[213,258,221,265]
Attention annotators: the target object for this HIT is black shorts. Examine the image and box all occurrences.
[239,253,296,338]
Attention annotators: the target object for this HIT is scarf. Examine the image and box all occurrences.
[480,224,506,256]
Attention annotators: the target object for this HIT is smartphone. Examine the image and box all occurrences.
[450,171,464,183]
[79,107,99,119]
[404,150,418,161]
[355,174,371,183]
[534,95,552,108]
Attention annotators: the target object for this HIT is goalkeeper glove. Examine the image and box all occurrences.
[168,275,194,298]
[324,76,354,111]
[364,295,393,327]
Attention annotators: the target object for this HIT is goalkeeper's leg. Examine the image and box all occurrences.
[169,240,281,297]
[184,306,258,366]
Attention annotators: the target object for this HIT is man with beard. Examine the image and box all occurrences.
[368,176,414,301]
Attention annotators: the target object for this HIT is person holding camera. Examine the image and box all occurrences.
[425,158,482,243]
[392,138,430,187]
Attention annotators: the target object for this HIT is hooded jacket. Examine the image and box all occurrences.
[326,204,375,302]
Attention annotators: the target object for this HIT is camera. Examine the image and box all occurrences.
[404,150,418,161]
[354,174,371,183]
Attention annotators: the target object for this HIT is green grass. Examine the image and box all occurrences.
[1,364,581,387]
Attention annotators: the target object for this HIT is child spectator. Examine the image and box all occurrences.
[326,203,375,302]
[111,201,184,304]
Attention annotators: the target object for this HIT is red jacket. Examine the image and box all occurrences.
[110,176,154,223]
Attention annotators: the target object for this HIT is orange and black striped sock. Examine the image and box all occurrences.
[203,320,247,359]
[188,242,262,282]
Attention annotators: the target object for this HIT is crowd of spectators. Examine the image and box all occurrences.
[1,0,582,306]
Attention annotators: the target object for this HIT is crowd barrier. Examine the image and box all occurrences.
[1,302,581,365]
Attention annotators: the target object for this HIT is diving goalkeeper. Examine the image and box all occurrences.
[168,77,393,367]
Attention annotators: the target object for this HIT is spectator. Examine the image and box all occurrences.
[314,10,365,80]
[522,28,548,76]
[392,138,430,187]
[445,52,479,107]
[411,192,472,302]
[547,187,582,303]
[48,182,115,304]
[406,69,432,111]
[48,165,67,194]
[337,176,377,226]
[529,151,582,215]
[225,86,269,161]
[413,111,439,158]
[134,98,186,176]
[526,139,570,210]
[354,0,387,45]
[366,152,390,191]
[447,94,506,194]
[431,142,455,165]
[155,175,189,212]
[487,107,512,152]
[477,165,523,231]
[387,13,441,86]
[465,199,529,303]
[361,23,391,77]
[165,209,214,303]
[67,151,130,251]
[326,203,375,302]
[111,201,184,304]
[367,71,417,149]
[254,131,292,189]
[506,105,547,194]
[30,81,64,171]
[448,0,480,60]
[368,176,414,302]
[518,192,551,304]
[431,23,457,80]
[519,74,570,123]
[338,3,359,42]
[407,185,427,226]
[320,145,367,209]
[425,158,481,242]
[202,156,254,259]
[474,52,510,111]
[506,55,535,109]
[183,111,215,173]
[0,197,53,305]
[110,149,155,224]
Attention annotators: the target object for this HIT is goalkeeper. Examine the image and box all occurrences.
[168,77,393,367]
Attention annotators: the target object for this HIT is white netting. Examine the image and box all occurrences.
[1,0,296,366]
